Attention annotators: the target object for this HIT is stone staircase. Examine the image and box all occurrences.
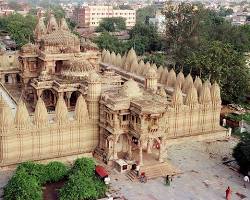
[139,162,180,180]
[126,170,138,182]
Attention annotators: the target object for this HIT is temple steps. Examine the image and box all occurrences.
[126,170,138,182]
[139,162,180,180]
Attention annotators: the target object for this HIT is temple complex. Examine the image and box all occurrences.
[0,15,229,175]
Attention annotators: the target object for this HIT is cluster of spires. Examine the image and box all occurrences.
[0,94,89,131]
[34,14,70,40]
[101,48,221,105]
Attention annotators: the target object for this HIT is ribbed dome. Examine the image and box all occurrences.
[146,67,157,78]
[210,82,221,102]
[143,62,151,76]
[41,30,80,47]
[101,49,107,61]
[15,99,30,129]
[194,76,203,95]
[157,66,164,80]
[67,58,95,73]
[199,80,212,104]
[0,96,13,132]
[75,95,89,123]
[130,59,138,73]
[125,48,137,69]
[151,63,157,71]
[160,68,168,84]
[137,60,145,75]
[185,84,198,106]
[110,52,116,65]
[34,98,48,127]
[116,53,122,68]
[175,71,185,88]
[166,68,176,88]
[55,95,68,124]
[182,73,194,94]
[120,79,142,98]
[172,86,183,106]
[47,14,58,33]
[60,18,69,31]
[103,50,111,64]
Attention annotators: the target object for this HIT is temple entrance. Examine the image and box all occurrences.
[41,89,56,111]
[117,134,129,153]
[55,60,63,74]
[70,91,81,107]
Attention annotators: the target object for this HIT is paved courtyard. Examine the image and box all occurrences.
[109,138,250,200]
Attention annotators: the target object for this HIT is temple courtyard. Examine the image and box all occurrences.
[0,138,249,200]
[109,138,250,200]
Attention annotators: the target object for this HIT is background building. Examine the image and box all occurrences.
[72,5,136,28]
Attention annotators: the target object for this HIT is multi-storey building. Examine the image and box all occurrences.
[72,5,136,28]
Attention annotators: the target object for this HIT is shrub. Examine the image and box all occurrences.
[71,157,95,177]
[3,168,42,200]
[46,161,69,182]
[233,134,250,174]
[16,161,47,184]
[60,171,107,200]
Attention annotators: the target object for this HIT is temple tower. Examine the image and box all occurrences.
[145,67,158,91]
[87,71,102,146]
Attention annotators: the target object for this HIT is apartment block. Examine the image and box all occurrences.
[73,5,136,28]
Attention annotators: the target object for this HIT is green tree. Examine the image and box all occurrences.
[136,5,156,24]
[71,157,95,177]
[233,133,250,174]
[0,13,36,48]
[94,32,128,54]
[96,17,126,32]
[185,41,249,103]
[129,23,162,53]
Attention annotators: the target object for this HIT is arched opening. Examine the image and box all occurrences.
[116,134,129,158]
[41,89,55,111]
[70,91,81,107]
[4,74,12,84]
[16,74,21,84]
[55,60,63,74]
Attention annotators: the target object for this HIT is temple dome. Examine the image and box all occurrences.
[0,96,13,132]
[41,30,80,47]
[14,99,30,129]
[120,79,142,98]
[75,95,89,123]
[210,82,221,102]
[199,80,212,104]
[175,71,185,88]
[166,68,176,87]
[171,86,183,106]
[68,58,95,73]
[185,84,198,105]
[34,98,48,127]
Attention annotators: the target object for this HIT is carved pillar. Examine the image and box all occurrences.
[11,74,16,84]
[139,139,143,166]
[66,92,72,108]
[128,137,132,159]
[147,139,152,154]
[113,135,118,160]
